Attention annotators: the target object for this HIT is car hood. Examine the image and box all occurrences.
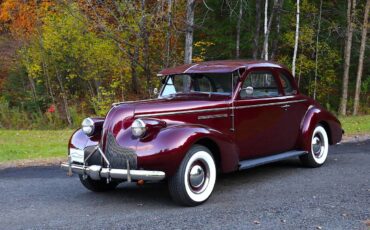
[101,95,229,149]
[132,96,228,117]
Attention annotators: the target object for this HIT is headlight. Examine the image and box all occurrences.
[132,119,146,137]
[81,118,95,136]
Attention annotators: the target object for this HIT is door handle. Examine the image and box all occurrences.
[280,104,291,110]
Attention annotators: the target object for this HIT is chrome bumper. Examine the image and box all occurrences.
[60,162,166,181]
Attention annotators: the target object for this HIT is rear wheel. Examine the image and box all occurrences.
[79,175,118,192]
[300,125,329,167]
[168,145,217,206]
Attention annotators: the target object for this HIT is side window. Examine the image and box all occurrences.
[279,72,296,95]
[240,71,280,99]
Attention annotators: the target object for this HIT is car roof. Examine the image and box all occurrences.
[158,60,285,75]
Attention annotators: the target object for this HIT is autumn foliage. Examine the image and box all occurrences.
[0,0,369,129]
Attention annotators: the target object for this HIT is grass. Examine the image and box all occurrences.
[339,115,370,136]
[0,115,369,163]
[0,130,74,162]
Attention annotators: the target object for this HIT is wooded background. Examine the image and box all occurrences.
[0,0,369,129]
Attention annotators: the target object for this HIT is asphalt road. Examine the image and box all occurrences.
[0,141,369,230]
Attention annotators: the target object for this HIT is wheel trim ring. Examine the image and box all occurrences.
[311,126,329,164]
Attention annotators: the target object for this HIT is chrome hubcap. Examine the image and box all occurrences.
[189,165,205,188]
[312,135,323,158]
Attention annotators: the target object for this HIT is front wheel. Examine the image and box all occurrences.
[168,145,217,206]
[300,125,329,167]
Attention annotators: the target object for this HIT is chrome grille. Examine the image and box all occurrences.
[105,132,137,169]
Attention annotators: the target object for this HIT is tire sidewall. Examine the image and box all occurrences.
[168,145,217,206]
[183,149,217,203]
[310,125,329,165]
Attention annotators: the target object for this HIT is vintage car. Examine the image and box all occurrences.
[61,60,343,206]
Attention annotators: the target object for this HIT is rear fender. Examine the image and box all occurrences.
[299,106,343,151]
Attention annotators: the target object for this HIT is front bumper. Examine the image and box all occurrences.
[61,162,166,181]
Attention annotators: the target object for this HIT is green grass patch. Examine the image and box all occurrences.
[0,130,74,162]
[0,116,369,163]
[339,115,370,136]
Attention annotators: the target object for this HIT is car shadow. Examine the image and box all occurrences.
[76,158,307,207]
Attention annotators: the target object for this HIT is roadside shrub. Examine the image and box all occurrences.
[0,98,82,129]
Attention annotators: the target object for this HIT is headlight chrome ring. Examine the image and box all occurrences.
[82,117,95,136]
[132,119,146,137]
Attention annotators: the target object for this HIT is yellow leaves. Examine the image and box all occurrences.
[28,64,42,79]
[192,41,215,62]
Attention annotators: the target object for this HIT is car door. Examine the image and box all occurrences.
[234,68,289,160]
[276,70,310,151]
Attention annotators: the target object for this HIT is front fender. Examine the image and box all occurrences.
[299,105,342,151]
[68,129,99,152]
[135,124,238,176]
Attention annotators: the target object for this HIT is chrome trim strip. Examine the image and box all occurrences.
[184,64,199,73]
[198,114,228,120]
[235,99,307,110]
[135,99,307,118]
[112,98,160,107]
[136,107,230,118]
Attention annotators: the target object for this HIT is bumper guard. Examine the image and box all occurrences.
[61,163,166,181]
[61,145,165,181]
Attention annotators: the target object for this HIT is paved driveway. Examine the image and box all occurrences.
[0,140,369,229]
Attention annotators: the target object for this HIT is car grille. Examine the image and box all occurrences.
[104,131,137,169]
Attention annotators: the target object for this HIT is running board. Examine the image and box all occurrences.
[238,150,307,170]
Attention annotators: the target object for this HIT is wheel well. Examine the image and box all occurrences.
[194,138,221,172]
[318,121,332,145]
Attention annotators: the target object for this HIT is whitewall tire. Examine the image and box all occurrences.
[300,125,329,167]
[168,145,217,206]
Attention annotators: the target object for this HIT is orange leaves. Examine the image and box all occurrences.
[0,0,53,40]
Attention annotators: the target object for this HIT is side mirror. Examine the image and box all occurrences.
[153,88,158,95]
[245,86,253,96]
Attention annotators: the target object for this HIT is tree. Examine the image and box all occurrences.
[261,0,279,61]
[262,0,269,60]
[253,0,262,59]
[292,0,300,77]
[184,0,196,64]
[353,0,370,115]
[339,0,357,116]
[313,0,323,100]
[271,0,284,60]
[236,0,243,59]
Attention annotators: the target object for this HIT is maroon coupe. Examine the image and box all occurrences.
[61,60,343,206]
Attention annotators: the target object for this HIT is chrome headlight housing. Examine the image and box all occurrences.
[81,118,95,136]
[131,119,146,137]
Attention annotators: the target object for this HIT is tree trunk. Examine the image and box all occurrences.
[261,0,278,60]
[339,0,357,116]
[253,0,262,59]
[292,0,300,77]
[271,0,284,60]
[184,0,195,64]
[313,0,323,100]
[353,0,370,115]
[140,0,151,95]
[236,0,243,58]
[165,0,172,67]
[262,0,269,60]
[130,47,139,94]
[55,69,72,126]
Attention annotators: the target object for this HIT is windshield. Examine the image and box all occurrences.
[160,72,238,98]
